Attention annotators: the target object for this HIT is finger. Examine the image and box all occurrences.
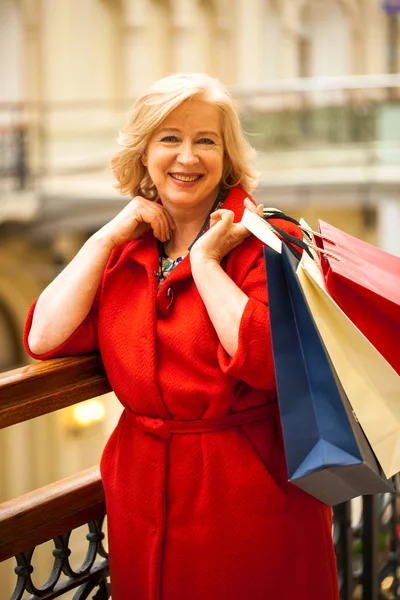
[156,213,168,242]
[212,209,234,222]
[149,209,168,242]
[150,219,162,241]
[234,222,252,237]
[210,209,225,218]
[220,210,235,225]
[243,197,254,210]
[244,197,258,212]
[164,215,172,241]
[152,215,168,242]
[159,214,170,242]
[243,198,262,217]
[152,206,173,238]
[209,210,224,228]
[211,210,235,231]
[163,208,176,232]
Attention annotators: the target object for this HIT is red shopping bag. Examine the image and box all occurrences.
[317,220,400,376]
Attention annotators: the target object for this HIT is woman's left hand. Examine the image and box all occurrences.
[190,198,264,264]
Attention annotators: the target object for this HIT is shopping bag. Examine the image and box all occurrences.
[264,243,393,506]
[296,229,400,478]
[317,220,400,375]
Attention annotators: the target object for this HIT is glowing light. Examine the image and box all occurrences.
[72,400,105,427]
[381,576,394,591]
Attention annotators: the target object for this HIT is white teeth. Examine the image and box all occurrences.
[170,174,201,182]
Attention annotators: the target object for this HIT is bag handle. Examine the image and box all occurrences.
[241,205,341,262]
[262,207,338,246]
[241,207,311,260]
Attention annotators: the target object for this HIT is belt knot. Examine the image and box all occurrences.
[134,415,171,440]
[125,401,278,441]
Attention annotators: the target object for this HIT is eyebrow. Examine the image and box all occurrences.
[158,127,221,138]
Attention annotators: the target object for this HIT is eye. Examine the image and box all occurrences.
[197,137,215,145]
[160,135,179,143]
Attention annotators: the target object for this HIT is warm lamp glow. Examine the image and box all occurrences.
[72,400,105,427]
[381,576,394,591]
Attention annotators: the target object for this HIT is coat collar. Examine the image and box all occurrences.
[222,184,252,221]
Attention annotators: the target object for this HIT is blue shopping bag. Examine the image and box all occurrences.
[264,243,392,506]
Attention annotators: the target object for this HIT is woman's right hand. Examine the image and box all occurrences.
[28,195,175,356]
[98,196,175,248]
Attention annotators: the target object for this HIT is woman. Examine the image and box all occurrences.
[24,73,339,600]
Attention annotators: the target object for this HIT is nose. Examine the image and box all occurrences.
[177,141,199,167]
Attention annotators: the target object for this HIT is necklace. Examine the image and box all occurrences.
[155,188,229,288]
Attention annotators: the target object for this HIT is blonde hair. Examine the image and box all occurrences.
[110,73,258,199]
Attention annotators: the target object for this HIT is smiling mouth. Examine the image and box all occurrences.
[169,173,203,182]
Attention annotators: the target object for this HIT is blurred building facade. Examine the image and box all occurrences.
[0,0,400,592]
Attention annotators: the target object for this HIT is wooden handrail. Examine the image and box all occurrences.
[0,466,105,562]
[0,354,112,429]
[0,354,110,577]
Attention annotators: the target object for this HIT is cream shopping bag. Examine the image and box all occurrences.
[297,222,400,478]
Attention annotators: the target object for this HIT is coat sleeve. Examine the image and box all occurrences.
[217,218,302,390]
[23,284,101,360]
[23,243,129,361]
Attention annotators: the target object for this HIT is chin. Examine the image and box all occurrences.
[165,188,205,204]
[173,186,218,203]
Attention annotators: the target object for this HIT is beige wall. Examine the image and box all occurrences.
[4,0,395,105]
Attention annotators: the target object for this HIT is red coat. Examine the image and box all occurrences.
[25,185,339,600]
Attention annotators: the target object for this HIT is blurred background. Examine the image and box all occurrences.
[0,0,400,597]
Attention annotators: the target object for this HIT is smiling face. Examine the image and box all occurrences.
[142,98,224,212]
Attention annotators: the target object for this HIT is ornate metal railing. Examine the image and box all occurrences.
[0,355,112,599]
[0,353,399,599]
[1,469,109,600]
[333,488,400,599]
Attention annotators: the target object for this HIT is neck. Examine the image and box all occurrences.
[164,227,201,259]
[162,193,219,259]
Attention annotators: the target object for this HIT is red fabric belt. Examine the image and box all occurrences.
[124,402,279,440]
